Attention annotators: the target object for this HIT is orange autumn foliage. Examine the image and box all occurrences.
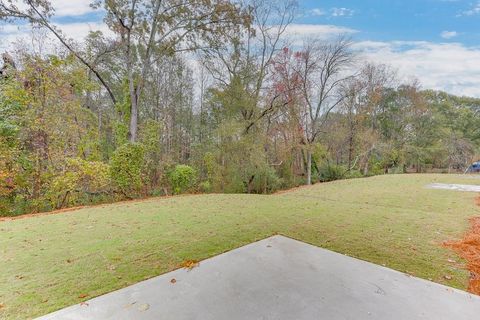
[444,216,480,295]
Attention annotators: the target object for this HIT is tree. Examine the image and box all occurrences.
[3,1,480,217]
[202,0,297,134]
[0,0,118,104]
[294,38,354,184]
[96,0,249,142]
[340,63,397,171]
[0,52,102,213]
[1,0,250,142]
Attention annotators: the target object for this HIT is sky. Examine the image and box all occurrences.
[300,0,480,45]
[294,0,480,97]
[1,0,480,97]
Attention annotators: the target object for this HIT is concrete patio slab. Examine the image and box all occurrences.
[37,235,480,320]
[426,183,480,192]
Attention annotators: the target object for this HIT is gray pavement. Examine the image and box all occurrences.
[427,183,480,192]
[37,235,480,320]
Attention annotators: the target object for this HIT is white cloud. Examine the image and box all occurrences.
[56,22,111,39]
[310,8,326,16]
[2,19,480,98]
[0,1,104,49]
[0,21,111,51]
[354,41,480,97]
[283,24,357,41]
[458,1,480,16]
[50,0,97,16]
[11,0,97,17]
[308,7,355,18]
[331,8,355,17]
[440,31,458,39]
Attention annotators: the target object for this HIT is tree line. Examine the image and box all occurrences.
[1,0,479,216]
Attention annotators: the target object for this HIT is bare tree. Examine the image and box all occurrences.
[93,0,249,142]
[202,0,297,133]
[295,38,355,185]
[340,63,397,169]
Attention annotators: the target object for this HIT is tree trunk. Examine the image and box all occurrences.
[128,73,138,143]
[362,145,375,176]
[129,96,138,142]
[348,131,354,168]
[306,149,312,185]
[363,161,369,176]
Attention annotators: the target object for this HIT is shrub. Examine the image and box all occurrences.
[47,158,111,209]
[199,181,212,193]
[277,159,299,189]
[139,119,163,186]
[217,168,245,193]
[109,143,146,197]
[168,165,197,194]
[249,166,282,194]
[203,152,217,181]
[388,166,406,174]
[319,164,347,182]
[369,159,386,176]
[344,169,363,179]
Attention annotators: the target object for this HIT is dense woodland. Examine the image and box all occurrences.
[1,0,480,216]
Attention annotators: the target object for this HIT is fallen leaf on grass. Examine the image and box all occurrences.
[78,294,89,299]
[444,275,453,281]
[0,303,4,309]
[181,260,199,270]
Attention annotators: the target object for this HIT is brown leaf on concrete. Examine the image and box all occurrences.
[181,260,199,270]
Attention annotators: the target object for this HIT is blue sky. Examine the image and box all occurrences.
[1,0,480,97]
[298,0,480,45]
[49,0,480,45]
[288,0,480,97]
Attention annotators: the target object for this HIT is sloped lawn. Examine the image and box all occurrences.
[1,174,478,319]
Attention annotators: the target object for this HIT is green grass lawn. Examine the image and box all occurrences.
[1,174,479,319]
